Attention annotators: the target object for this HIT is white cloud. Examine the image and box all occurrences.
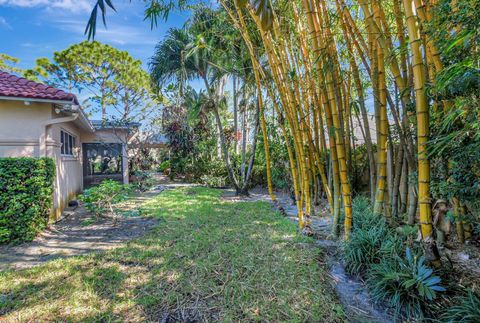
[0,0,92,13]
[0,16,11,29]
[54,18,158,46]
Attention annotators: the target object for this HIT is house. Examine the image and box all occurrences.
[0,71,138,219]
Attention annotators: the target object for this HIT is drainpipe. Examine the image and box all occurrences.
[39,105,79,157]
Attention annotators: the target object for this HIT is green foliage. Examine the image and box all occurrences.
[132,171,155,192]
[26,41,158,120]
[0,53,21,74]
[79,180,129,217]
[0,158,55,244]
[367,248,446,320]
[343,198,447,320]
[342,197,398,275]
[158,160,171,172]
[200,174,227,188]
[442,290,480,323]
[428,0,480,221]
[86,0,192,39]
[251,120,291,190]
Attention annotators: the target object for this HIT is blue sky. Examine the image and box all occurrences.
[0,0,190,71]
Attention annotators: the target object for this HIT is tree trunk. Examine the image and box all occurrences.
[233,76,239,154]
[403,0,435,243]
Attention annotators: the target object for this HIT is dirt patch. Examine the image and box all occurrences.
[0,190,161,271]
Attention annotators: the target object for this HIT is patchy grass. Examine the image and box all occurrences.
[0,187,344,322]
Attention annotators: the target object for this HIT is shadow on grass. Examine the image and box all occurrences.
[0,187,345,322]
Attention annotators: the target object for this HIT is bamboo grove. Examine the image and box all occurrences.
[210,0,478,254]
[86,0,478,255]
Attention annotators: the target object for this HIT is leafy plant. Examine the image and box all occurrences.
[367,248,446,320]
[80,180,129,217]
[342,197,400,275]
[158,160,171,172]
[200,175,227,188]
[343,224,388,275]
[442,290,480,322]
[132,171,155,192]
[0,158,55,244]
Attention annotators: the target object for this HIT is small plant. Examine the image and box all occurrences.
[80,217,96,226]
[133,171,155,192]
[367,248,446,320]
[343,224,388,275]
[200,174,227,188]
[343,197,398,275]
[441,290,480,323]
[158,160,171,172]
[80,180,129,218]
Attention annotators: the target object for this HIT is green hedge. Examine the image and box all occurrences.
[0,157,55,244]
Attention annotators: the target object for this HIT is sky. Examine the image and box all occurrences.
[0,0,190,71]
[0,0,211,120]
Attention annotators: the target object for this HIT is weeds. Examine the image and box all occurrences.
[0,187,344,321]
[441,290,480,322]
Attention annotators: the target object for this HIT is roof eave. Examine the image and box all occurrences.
[0,95,76,105]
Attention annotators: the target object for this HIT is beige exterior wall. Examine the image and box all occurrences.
[0,99,132,220]
[0,100,84,220]
[0,100,50,157]
[49,122,84,219]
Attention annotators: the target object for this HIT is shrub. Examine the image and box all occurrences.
[158,160,171,172]
[80,180,129,217]
[441,290,480,323]
[200,174,227,188]
[0,157,55,244]
[343,224,389,274]
[367,248,446,320]
[132,171,155,192]
[343,197,397,275]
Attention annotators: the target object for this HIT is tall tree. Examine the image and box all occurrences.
[26,41,155,121]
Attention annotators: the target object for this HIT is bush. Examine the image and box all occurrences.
[0,157,55,244]
[80,180,129,217]
[343,197,397,274]
[367,248,446,320]
[442,290,480,322]
[132,171,155,192]
[200,174,227,188]
[158,160,171,172]
[343,197,446,321]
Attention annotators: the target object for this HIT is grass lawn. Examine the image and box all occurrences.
[0,187,344,322]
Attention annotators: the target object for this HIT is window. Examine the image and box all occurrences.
[61,130,76,156]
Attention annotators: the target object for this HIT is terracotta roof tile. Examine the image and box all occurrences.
[0,71,79,104]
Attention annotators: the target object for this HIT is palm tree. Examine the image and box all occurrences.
[150,7,259,195]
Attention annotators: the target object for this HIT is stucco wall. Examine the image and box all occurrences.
[82,129,128,143]
[0,99,132,219]
[0,100,84,220]
[0,100,50,157]
[49,122,84,219]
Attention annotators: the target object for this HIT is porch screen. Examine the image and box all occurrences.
[83,143,123,187]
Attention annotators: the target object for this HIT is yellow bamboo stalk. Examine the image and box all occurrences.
[402,0,434,239]
[373,2,389,216]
